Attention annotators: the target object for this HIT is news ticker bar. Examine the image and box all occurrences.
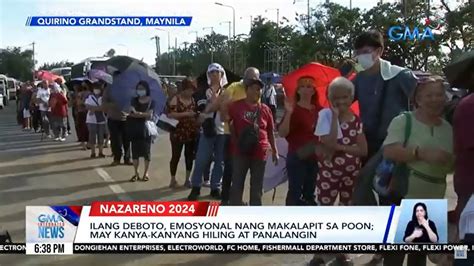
[1,244,472,255]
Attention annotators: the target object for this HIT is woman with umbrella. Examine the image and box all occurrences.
[126,81,156,182]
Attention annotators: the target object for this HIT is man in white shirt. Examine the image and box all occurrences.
[263,77,277,122]
[36,80,52,138]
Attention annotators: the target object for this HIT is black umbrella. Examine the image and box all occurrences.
[443,50,474,89]
[196,67,241,90]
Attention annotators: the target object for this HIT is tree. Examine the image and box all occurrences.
[104,49,115,57]
[39,60,74,70]
[0,47,34,81]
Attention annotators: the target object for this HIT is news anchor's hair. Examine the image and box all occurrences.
[411,202,428,223]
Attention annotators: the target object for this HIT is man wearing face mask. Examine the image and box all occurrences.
[353,30,417,161]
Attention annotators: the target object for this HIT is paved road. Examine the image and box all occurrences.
[0,104,457,265]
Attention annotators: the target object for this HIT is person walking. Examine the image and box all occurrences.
[227,78,278,206]
[49,83,69,142]
[126,81,155,182]
[166,78,199,188]
[187,63,228,200]
[103,83,131,166]
[85,82,107,158]
[278,76,322,206]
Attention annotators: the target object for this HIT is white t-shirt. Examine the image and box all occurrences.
[36,87,51,112]
[85,95,106,124]
[205,88,225,135]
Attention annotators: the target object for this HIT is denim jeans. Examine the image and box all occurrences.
[190,133,225,190]
[285,153,318,205]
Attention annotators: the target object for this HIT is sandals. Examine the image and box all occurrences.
[169,179,178,188]
[130,175,139,182]
[142,175,149,182]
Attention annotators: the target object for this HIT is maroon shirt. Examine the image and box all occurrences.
[453,93,474,196]
[50,93,68,117]
[283,104,321,160]
[228,100,274,160]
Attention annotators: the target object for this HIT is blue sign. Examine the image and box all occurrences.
[26,16,192,27]
[388,26,435,41]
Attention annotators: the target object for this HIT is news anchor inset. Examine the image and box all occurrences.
[404,202,439,243]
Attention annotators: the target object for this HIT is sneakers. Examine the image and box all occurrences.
[54,137,61,141]
[203,180,211,187]
[47,135,53,139]
[59,137,66,142]
[187,187,201,201]
[210,189,221,200]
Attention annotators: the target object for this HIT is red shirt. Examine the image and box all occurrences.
[284,104,321,159]
[453,93,474,196]
[50,93,68,117]
[228,100,274,160]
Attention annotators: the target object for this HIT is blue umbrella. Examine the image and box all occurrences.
[106,57,166,117]
[261,72,281,83]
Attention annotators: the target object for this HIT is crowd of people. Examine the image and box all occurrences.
[12,29,473,265]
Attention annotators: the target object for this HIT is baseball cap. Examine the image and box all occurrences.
[243,78,264,88]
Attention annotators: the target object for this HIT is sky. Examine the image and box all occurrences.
[0,0,461,67]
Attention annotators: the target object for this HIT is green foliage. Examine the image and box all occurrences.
[0,47,34,81]
[38,60,74,71]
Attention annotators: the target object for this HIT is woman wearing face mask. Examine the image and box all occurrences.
[278,76,322,206]
[85,83,107,158]
[383,76,454,199]
[315,77,368,206]
[126,81,155,182]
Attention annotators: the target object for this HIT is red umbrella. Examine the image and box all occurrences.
[35,70,64,83]
[282,62,359,115]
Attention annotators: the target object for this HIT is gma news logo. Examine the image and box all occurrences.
[37,214,65,239]
[388,17,443,41]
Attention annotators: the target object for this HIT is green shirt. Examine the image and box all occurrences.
[383,112,454,199]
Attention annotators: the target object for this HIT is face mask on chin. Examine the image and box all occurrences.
[357,52,376,71]
[93,89,101,95]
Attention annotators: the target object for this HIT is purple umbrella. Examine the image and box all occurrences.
[106,56,166,117]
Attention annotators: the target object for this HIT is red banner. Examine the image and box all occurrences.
[89,201,220,217]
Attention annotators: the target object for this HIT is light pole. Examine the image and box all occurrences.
[215,2,236,71]
[117,44,129,56]
[156,28,172,74]
[240,15,253,32]
[189,30,198,42]
[203,27,215,63]
[220,21,232,68]
[265,8,280,73]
